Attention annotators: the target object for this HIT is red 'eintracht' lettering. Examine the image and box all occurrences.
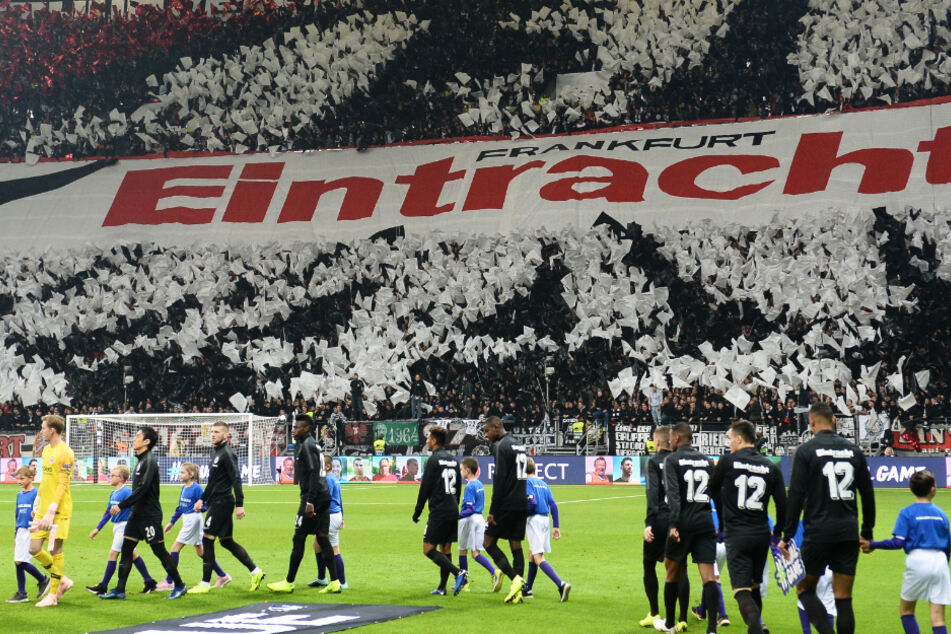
[540,155,647,202]
[658,155,779,200]
[223,162,284,223]
[103,165,233,226]
[783,132,913,195]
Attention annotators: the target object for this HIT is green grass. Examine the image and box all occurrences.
[0,483,933,633]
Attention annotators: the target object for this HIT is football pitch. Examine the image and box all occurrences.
[0,484,927,632]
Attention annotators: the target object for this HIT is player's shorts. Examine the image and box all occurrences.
[800,538,859,577]
[328,512,344,547]
[14,527,31,563]
[902,549,951,604]
[295,501,330,536]
[458,515,486,551]
[665,528,716,565]
[485,510,527,541]
[725,532,770,590]
[424,517,457,545]
[204,500,235,538]
[111,521,128,552]
[176,513,204,546]
[125,515,164,545]
[526,514,551,555]
[644,519,670,563]
[32,514,70,542]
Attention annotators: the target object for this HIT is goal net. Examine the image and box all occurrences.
[65,413,286,486]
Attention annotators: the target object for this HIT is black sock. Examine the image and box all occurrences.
[201,537,216,583]
[644,562,659,614]
[735,589,763,634]
[115,540,136,593]
[426,549,459,585]
[315,535,337,582]
[511,548,525,579]
[149,541,183,588]
[664,581,679,628]
[286,534,306,583]
[439,565,450,591]
[835,597,855,634]
[799,590,835,634]
[678,568,690,622]
[220,537,256,572]
[485,543,515,579]
[703,581,719,632]
[751,586,763,612]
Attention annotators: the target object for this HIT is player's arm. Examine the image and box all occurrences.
[413,456,435,522]
[708,457,726,531]
[548,489,560,537]
[854,451,876,540]
[645,458,661,527]
[489,443,512,517]
[781,446,809,542]
[92,501,111,536]
[459,484,477,519]
[117,458,156,512]
[526,480,537,515]
[228,450,245,511]
[769,462,787,538]
[663,456,682,532]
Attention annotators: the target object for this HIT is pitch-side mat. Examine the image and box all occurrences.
[93,602,441,633]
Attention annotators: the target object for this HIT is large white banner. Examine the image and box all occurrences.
[2,100,951,251]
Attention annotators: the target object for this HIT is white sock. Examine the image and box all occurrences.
[200,580,211,587]
[251,567,262,576]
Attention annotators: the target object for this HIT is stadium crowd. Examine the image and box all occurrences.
[0,207,948,433]
[2,0,951,159]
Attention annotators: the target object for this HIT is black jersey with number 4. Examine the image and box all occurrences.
[710,447,787,538]
[415,447,461,521]
[201,441,245,507]
[489,433,528,515]
[782,429,876,543]
[664,444,716,532]
[645,449,671,528]
[295,435,329,508]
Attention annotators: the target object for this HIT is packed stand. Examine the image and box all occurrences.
[0,207,947,436]
[4,0,951,159]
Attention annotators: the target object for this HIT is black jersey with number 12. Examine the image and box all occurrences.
[782,429,876,542]
[710,446,786,537]
[489,433,528,515]
[415,447,461,521]
[664,444,715,533]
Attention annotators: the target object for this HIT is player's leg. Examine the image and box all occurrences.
[797,538,836,634]
[470,549,495,574]
[483,532,516,580]
[310,537,328,586]
[130,548,156,590]
[660,557,683,631]
[146,533,186,595]
[47,536,71,602]
[698,562,720,633]
[829,539,859,634]
[313,503,341,593]
[12,528,45,603]
[103,537,138,597]
[509,538,525,579]
[899,599,920,634]
[329,513,346,588]
[929,601,947,634]
[28,536,53,600]
[642,529,663,623]
[90,549,120,595]
[333,545,346,588]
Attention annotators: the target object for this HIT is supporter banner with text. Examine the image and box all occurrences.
[3,100,951,250]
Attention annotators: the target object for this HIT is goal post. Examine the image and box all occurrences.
[65,413,286,486]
